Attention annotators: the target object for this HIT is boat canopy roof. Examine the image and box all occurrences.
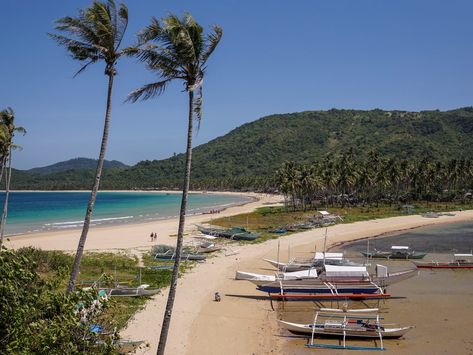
[454,253,473,257]
[284,269,318,279]
[314,252,343,260]
[318,210,331,216]
[391,245,409,250]
[324,265,369,277]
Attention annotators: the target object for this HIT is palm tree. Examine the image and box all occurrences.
[0,108,26,252]
[49,0,131,293]
[127,13,222,354]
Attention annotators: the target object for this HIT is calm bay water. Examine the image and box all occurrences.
[280,221,473,354]
[2,191,252,236]
[334,220,473,255]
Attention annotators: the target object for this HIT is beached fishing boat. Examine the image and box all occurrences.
[255,265,417,294]
[280,308,413,350]
[413,253,473,269]
[264,252,362,272]
[149,265,174,270]
[152,244,206,261]
[100,285,160,297]
[235,268,319,284]
[196,225,259,241]
[361,245,426,259]
[154,249,206,261]
[269,292,391,301]
[257,280,381,295]
[195,241,222,254]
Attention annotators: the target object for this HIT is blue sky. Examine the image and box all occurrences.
[2,0,472,169]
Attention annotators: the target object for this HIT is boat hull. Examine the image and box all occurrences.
[257,282,380,294]
[254,268,417,292]
[197,226,259,241]
[279,321,413,339]
[413,261,473,269]
[101,288,160,297]
[361,251,426,260]
[155,253,206,261]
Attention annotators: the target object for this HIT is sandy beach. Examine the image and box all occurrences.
[5,191,273,251]
[7,195,473,354]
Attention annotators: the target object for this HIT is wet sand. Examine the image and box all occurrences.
[277,229,473,355]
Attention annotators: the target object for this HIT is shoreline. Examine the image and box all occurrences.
[5,192,279,251]
[121,209,473,355]
[4,191,258,238]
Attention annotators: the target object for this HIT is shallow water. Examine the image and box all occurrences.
[277,222,473,354]
[1,191,252,236]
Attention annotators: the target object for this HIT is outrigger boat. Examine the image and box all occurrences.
[196,225,259,241]
[264,252,362,272]
[254,264,417,294]
[361,245,426,260]
[155,249,206,261]
[194,241,222,254]
[99,285,160,297]
[280,308,413,351]
[235,268,319,284]
[413,253,473,269]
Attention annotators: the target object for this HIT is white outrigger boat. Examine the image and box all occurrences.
[280,308,413,351]
[244,264,417,295]
[263,252,362,272]
[235,268,319,284]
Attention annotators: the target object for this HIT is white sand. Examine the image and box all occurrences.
[6,192,278,251]
[121,211,473,355]
[7,195,473,354]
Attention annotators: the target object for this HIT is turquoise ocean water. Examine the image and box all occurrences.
[3,192,252,236]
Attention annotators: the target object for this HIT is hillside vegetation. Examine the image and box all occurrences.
[27,157,128,175]
[11,107,473,190]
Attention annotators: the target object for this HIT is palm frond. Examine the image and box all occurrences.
[73,59,98,77]
[14,127,26,135]
[138,48,181,78]
[114,3,129,50]
[201,25,223,64]
[51,0,130,73]
[126,79,171,103]
[48,33,104,61]
[137,17,162,45]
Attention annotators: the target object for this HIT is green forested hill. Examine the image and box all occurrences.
[27,158,129,174]
[11,107,473,190]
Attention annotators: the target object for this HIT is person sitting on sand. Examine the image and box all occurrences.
[214,292,221,302]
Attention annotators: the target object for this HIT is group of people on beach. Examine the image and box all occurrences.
[150,232,158,242]
[207,209,221,214]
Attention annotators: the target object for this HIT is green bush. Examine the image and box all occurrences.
[0,248,115,354]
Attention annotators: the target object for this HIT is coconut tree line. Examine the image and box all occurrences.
[50,1,222,354]
[0,108,26,252]
[276,151,473,211]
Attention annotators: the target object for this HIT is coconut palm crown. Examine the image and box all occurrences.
[49,0,129,77]
[0,108,26,252]
[127,13,223,122]
[127,13,222,355]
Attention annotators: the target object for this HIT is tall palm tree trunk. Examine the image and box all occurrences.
[0,148,13,252]
[67,74,114,293]
[0,156,7,188]
[157,90,194,355]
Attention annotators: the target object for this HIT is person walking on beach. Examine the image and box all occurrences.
[154,232,158,241]
[150,232,154,242]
